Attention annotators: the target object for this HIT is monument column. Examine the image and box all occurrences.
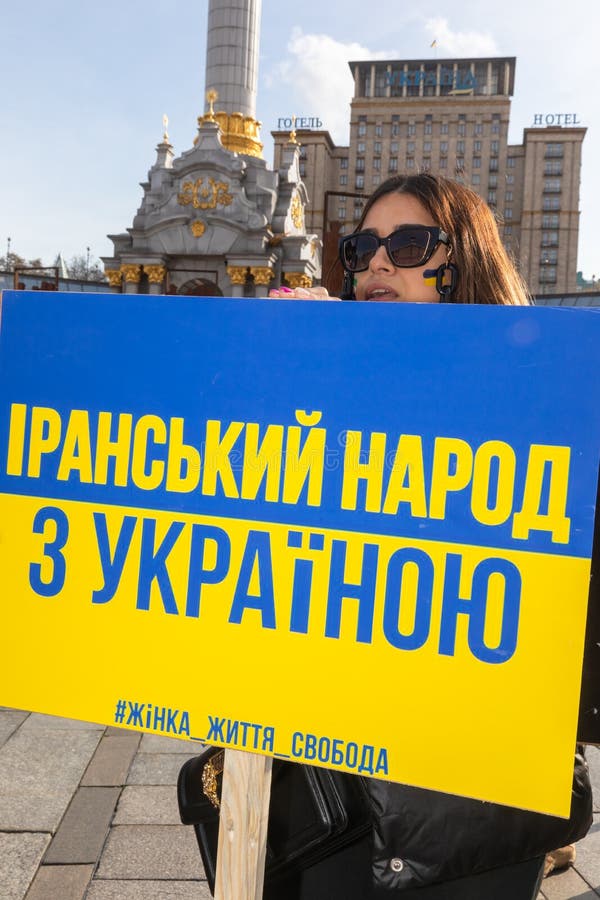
[204,0,261,118]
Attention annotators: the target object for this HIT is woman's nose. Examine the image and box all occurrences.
[369,244,394,272]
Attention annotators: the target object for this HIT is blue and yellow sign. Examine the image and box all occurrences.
[0,291,598,816]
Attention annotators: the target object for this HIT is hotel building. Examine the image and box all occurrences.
[273,57,585,295]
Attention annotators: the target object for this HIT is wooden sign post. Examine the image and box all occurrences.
[214,751,273,900]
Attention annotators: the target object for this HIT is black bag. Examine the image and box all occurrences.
[177,746,372,894]
[178,745,592,896]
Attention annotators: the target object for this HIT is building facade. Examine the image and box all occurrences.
[273,56,585,296]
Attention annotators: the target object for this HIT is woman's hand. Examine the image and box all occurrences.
[268,286,340,301]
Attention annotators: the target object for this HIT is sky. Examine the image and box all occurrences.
[1,0,598,278]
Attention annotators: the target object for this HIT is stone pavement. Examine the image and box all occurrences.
[0,707,599,900]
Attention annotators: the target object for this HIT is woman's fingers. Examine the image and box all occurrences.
[268,286,340,301]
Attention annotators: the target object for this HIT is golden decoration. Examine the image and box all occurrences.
[143,265,167,284]
[162,114,169,142]
[227,265,248,285]
[289,114,299,145]
[178,177,233,210]
[197,109,263,158]
[250,266,275,286]
[190,220,206,238]
[105,269,122,287]
[205,89,218,122]
[284,273,312,289]
[202,749,225,810]
[310,237,320,258]
[120,264,142,284]
[290,191,304,230]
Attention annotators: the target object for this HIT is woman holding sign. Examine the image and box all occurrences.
[270,172,531,306]
[181,173,592,899]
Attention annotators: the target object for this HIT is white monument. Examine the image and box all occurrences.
[103,0,321,298]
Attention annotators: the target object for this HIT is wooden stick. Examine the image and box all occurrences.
[214,749,273,900]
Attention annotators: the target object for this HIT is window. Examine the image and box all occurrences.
[542,214,559,228]
[299,162,306,177]
[355,175,364,189]
[299,146,307,159]
[507,157,516,168]
[544,160,562,175]
[358,116,367,137]
[545,143,564,158]
[488,174,498,188]
[490,141,499,156]
[340,157,348,169]
[472,173,480,184]
[492,114,500,134]
[354,206,362,220]
[441,122,449,134]
[539,267,557,284]
[424,141,432,152]
[474,122,483,135]
[391,141,399,153]
[456,157,464,171]
[489,158,499,171]
[457,141,465,154]
[389,157,398,172]
[339,174,348,186]
[505,191,513,202]
[406,157,415,168]
[541,231,559,246]
[458,115,466,137]
[355,158,365,172]
[357,142,366,155]
[375,123,383,137]
[473,157,481,168]
[408,122,416,136]
[373,157,381,170]
[506,174,514,185]
[474,141,481,153]
[338,206,346,220]
[422,158,431,170]
[543,196,561,211]
[540,248,558,264]
[391,116,400,136]
[374,142,382,155]
[504,225,512,236]
[488,191,497,205]
[375,68,387,97]
[439,157,447,168]
[372,174,381,186]
[424,115,432,135]
[407,141,415,154]
[504,207,513,219]
[440,141,448,154]
[544,179,561,193]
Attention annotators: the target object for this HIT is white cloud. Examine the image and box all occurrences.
[266,27,393,144]
[424,18,499,56]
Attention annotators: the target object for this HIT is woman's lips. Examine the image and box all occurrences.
[364,284,399,301]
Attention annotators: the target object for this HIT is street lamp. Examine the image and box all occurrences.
[6,236,11,270]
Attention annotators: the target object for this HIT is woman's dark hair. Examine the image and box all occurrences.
[352,173,531,305]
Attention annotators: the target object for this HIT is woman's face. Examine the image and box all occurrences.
[354,192,449,303]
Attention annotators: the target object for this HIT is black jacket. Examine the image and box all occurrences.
[367,746,592,892]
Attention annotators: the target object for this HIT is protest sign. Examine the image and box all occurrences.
[0,290,598,816]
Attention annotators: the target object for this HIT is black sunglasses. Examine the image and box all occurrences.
[339,224,450,273]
